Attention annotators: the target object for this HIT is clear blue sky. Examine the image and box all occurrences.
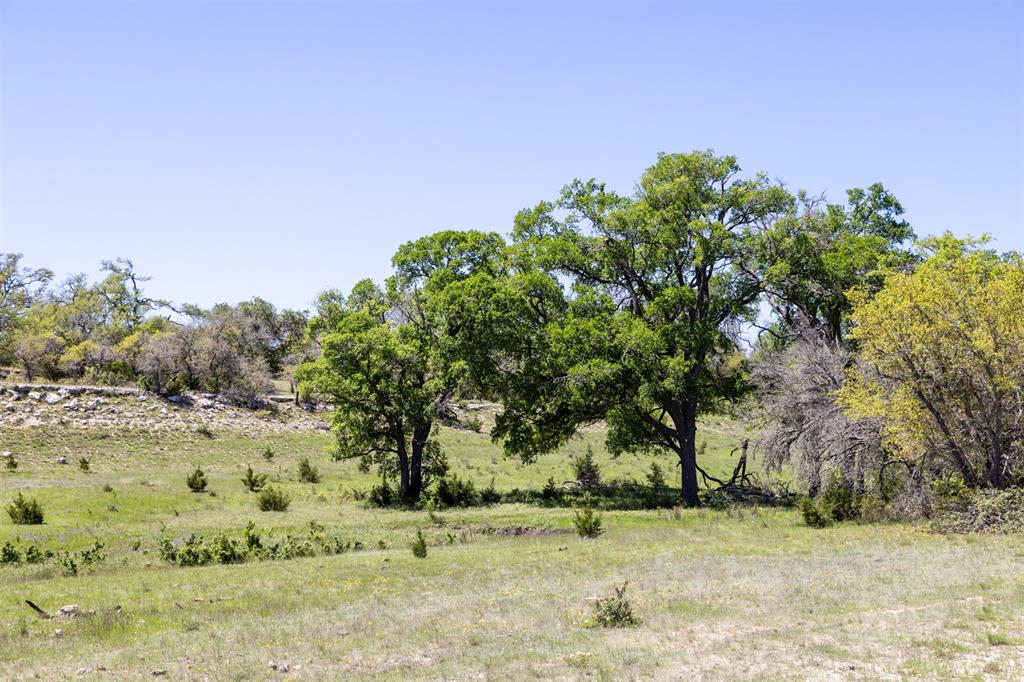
[1,1,1021,311]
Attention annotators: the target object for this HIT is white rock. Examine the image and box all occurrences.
[43,392,61,405]
[56,456,68,465]
[28,391,42,401]
[63,399,80,410]
[58,604,81,618]
[86,397,103,410]
[198,398,216,409]
[54,628,64,637]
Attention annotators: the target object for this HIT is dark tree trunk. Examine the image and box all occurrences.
[397,437,412,502]
[408,422,431,502]
[675,401,700,507]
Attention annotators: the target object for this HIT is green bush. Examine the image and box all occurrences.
[480,478,501,505]
[241,465,268,492]
[258,486,291,512]
[542,476,562,501]
[646,462,666,489]
[195,424,215,439]
[6,493,44,525]
[0,541,20,564]
[573,503,604,539]
[433,473,477,508]
[820,474,859,521]
[572,447,602,489]
[24,545,47,564]
[261,447,274,462]
[411,528,428,558]
[799,496,830,528]
[463,412,483,433]
[4,454,18,471]
[78,457,91,473]
[591,582,638,627]
[297,457,320,484]
[931,474,969,508]
[368,478,395,507]
[212,533,246,564]
[186,467,208,493]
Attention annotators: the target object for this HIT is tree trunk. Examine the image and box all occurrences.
[676,401,700,507]
[408,422,431,502]
[397,437,412,502]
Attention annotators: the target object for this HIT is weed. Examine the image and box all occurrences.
[591,582,638,627]
[78,457,91,472]
[411,528,428,558]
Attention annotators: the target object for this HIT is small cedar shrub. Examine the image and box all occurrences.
[186,467,208,493]
[6,493,44,525]
[258,486,291,512]
[574,504,604,538]
[591,582,638,627]
[297,457,320,484]
[411,528,428,558]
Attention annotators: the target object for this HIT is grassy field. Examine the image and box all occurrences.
[2,418,1024,680]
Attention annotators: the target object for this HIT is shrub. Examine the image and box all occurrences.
[258,486,291,512]
[591,582,638,627]
[241,465,268,492]
[573,503,604,539]
[102,483,114,493]
[930,488,1024,534]
[931,474,969,509]
[433,474,477,508]
[212,533,246,564]
[480,478,501,505]
[24,545,47,564]
[195,424,215,439]
[56,552,78,577]
[186,467,208,493]
[858,495,889,523]
[78,457,91,473]
[411,528,428,558]
[6,493,44,525]
[0,541,20,564]
[799,496,829,528]
[820,474,859,521]
[244,521,263,552]
[463,412,483,433]
[542,476,562,501]
[646,462,666,489]
[297,457,320,484]
[261,447,274,462]
[572,447,601,489]
[368,478,395,507]
[4,454,17,471]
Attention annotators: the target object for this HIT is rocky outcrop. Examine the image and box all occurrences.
[0,383,329,433]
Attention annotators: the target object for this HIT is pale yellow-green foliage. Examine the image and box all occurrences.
[839,235,1024,482]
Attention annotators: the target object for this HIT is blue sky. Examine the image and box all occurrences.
[1,1,1021,311]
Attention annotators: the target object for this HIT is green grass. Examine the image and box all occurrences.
[2,419,1023,679]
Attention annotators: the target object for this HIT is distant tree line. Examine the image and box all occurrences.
[0,255,311,405]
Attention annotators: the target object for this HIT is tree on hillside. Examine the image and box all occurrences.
[457,151,793,505]
[296,231,506,502]
[0,254,54,360]
[839,235,1024,490]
